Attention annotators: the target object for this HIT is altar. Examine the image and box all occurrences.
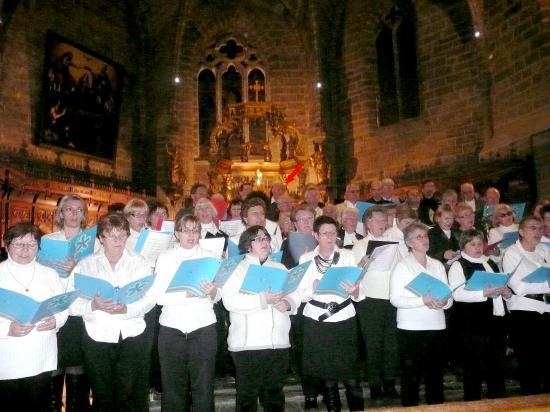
[203,102,329,198]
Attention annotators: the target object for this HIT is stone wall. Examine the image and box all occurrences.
[0,0,150,191]
[341,0,549,197]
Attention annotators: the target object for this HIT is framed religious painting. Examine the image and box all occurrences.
[36,31,124,160]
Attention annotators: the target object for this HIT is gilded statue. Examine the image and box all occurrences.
[166,144,186,187]
[309,142,328,184]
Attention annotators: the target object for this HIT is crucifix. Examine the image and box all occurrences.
[249,80,264,102]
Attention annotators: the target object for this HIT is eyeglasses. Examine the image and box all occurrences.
[296,216,314,223]
[318,231,337,238]
[498,211,513,218]
[180,228,200,235]
[252,236,270,243]
[10,242,38,250]
[152,210,168,218]
[101,233,128,242]
[457,213,473,219]
[63,207,84,214]
[129,212,147,219]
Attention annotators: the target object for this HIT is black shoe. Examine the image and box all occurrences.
[304,396,318,409]
[370,385,383,401]
[383,383,400,399]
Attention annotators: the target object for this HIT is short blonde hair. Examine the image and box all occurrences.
[54,195,88,230]
[123,199,149,217]
[194,198,217,220]
[492,203,517,227]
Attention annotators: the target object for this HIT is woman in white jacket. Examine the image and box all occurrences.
[502,215,550,395]
[390,221,452,407]
[222,225,297,412]
[154,214,219,412]
[0,222,68,411]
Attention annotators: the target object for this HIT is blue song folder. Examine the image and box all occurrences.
[240,261,311,295]
[75,273,155,305]
[499,231,519,248]
[288,232,317,262]
[38,226,97,277]
[0,288,79,324]
[464,271,511,291]
[406,272,452,301]
[168,255,245,297]
[510,203,526,220]
[315,266,364,298]
[521,266,550,283]
[356,202,376,221]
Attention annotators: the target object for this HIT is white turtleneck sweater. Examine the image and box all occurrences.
[153,245,221,334]
[0,257,68,379]
[448,252,506,316]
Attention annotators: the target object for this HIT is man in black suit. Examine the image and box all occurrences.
[337,207,364,249]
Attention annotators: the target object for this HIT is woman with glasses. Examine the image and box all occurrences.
[448,229,510,400]
[222,225,298,412]
[153,214,219,411]
[502,216,550,395]
[0,222,68,411]
[123,199,149,252]
[281,204,316,269]
[44,194,95,412]
[297,216,364,412]
[390,222,452,407]
[488,204,518,244]
[69,214,156,412]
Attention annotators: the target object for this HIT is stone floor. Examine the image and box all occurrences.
[148,374,523,411]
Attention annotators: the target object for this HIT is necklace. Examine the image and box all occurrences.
[314,251,340,275]
[6,262,36,292]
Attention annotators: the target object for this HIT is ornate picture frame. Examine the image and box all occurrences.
[36,31,124,160]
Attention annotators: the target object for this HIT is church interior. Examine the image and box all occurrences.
[1,1,550,410]
[0,0,548,229]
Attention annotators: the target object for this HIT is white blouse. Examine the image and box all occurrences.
[153,245,221,334]
[503,241,550,313]
[0,257,68,379]
[297,247,360,322]
[448,252,506,316]
[390,254,452,331]
[352,233,400,300]
[69,249,156,343]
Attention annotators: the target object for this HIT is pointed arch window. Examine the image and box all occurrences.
[376,4,419,126]
[197,38,268,159]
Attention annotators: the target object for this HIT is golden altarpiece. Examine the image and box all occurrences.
[166,37,329,202]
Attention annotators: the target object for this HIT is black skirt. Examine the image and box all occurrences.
[302,316,359,380]
[57,315,85,367]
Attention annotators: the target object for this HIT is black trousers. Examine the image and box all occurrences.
[158,323,217,412]
[510,310,550,395]
[232,348,289,412]
[398,329,445,407]
[0,371,50,411]
[82,331,151,412]
[356,297,399,387]
[461,330,507,400]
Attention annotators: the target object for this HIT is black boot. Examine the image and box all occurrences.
[49,373,65,412]
[65,373,91,412]
[324,383,341,412]
[344,380,364,411]
[383,380,400,399]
